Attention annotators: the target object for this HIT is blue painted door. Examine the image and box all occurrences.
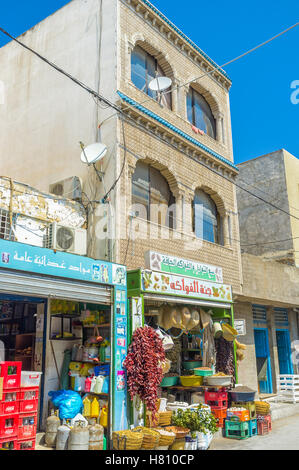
[254,329,272,394]
[276,330,293,374]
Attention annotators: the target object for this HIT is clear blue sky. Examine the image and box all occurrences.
[0,0,298,163]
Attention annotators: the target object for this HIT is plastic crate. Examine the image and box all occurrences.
[225,420,250,440]
[257,414,272,431]
[0,362,22,390]
[0,389,20,416]
[19,387,39,401]
[248,419,258,437]
[211,407,227,428]
[18,413,37,440]
[257,420,271,436]
[205,391,228,408]
[0,438,17,450]
[227,409,250,422]
[0,414,19,439]
[16,438,36,451]
[232,401,256,420]
[20,372,42,388]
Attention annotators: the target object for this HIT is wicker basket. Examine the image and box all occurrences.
[164,426,190,439]
[255,401,271,416]
[134,427,161,450]
[146,411,173,428]
[156,428,176,447]
[113,429,144,450]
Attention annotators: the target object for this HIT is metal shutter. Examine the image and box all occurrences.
[0,269,112,305]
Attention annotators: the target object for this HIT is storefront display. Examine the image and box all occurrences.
[0,239,128,449]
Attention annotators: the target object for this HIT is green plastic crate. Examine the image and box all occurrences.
[225,420,250,440]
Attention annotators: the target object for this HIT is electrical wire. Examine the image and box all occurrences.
[1,25,299,237]
[98,21,299,126]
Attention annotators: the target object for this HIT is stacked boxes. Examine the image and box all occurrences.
[205,390,228,428]
[0,362,41,451]
[225,403,258,440]
[0,362,22,450]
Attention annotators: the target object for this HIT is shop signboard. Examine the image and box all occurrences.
[142,270,232,303]
[234,319,246,336]
[0,239,126,287]
[145,250,223,283]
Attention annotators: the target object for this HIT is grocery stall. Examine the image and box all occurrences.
[0,239,128,449]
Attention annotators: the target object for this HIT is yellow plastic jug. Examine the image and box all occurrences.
[83,397,91,418]
[99,406,108,428]
[91,398,100,419]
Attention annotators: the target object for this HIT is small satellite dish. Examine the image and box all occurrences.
[148,76,172,92]
[80,142,107,165]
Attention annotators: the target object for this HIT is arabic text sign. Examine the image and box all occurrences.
[145,251,223,283]
[142,270,232,303]
[0,239,126,286]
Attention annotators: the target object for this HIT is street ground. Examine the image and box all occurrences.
[210,413,299,450]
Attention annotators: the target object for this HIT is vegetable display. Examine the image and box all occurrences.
[172,405,218,437]
[124,326,166,420]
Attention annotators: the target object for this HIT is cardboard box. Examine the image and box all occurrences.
[0,377,3,401]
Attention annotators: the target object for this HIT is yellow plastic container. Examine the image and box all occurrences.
[83,397,91,418]
[91,398,100,419]
[99,406,108,428]
[180,376,203,387]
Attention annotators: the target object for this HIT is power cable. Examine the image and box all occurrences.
[1,26,299,229]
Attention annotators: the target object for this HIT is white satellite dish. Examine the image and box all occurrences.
[80,142,107,165]
[148,76,172,92]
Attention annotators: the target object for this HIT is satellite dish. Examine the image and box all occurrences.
[148,76,172,92]
[80,142,107,165]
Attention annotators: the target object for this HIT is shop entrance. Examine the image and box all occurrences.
[276,329,293,375]
[254,328,273,394]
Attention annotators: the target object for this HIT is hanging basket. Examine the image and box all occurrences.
[112,429,144,450]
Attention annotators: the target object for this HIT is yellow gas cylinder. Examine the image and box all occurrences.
[99,406,108,428]
[90,398,100,419]
[83,397,91,418]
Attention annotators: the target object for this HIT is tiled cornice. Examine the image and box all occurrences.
[123,0,232,90]
[117,91,239,177]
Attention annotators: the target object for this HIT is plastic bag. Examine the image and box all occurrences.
[48,390,83,419]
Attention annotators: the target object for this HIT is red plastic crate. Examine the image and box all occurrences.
[0,389,20,416]
[257,420,271,435]
[211,406,227,428]
[19,400,38,414]
[0,362,22,390]
[0,414,19,439]
[257,414,272,431]
[19,387,39,401]
[205,391,228,408]
[16,438,36,451]
[0,438,18,450]
[18,413,37,440]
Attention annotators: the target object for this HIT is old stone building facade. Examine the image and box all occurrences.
[0,0,243,294]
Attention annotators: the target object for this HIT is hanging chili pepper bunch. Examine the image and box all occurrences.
[124,326,165,421]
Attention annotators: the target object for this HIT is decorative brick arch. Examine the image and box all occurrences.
[130,156,180,197]
[186,82,222,119]
[129,33,176,81]
[194,185,226,216]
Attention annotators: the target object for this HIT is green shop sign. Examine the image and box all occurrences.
[145,251,223,283]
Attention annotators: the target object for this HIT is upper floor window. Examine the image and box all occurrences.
[193,189,222,244]
[132,161,175,228]
[131,45,172,110]
[187,88,216,139]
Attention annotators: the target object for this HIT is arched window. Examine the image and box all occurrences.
[193,189,222,244]
[132,161,175,228]
[131,45,172,109]
[187,88,216,139]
